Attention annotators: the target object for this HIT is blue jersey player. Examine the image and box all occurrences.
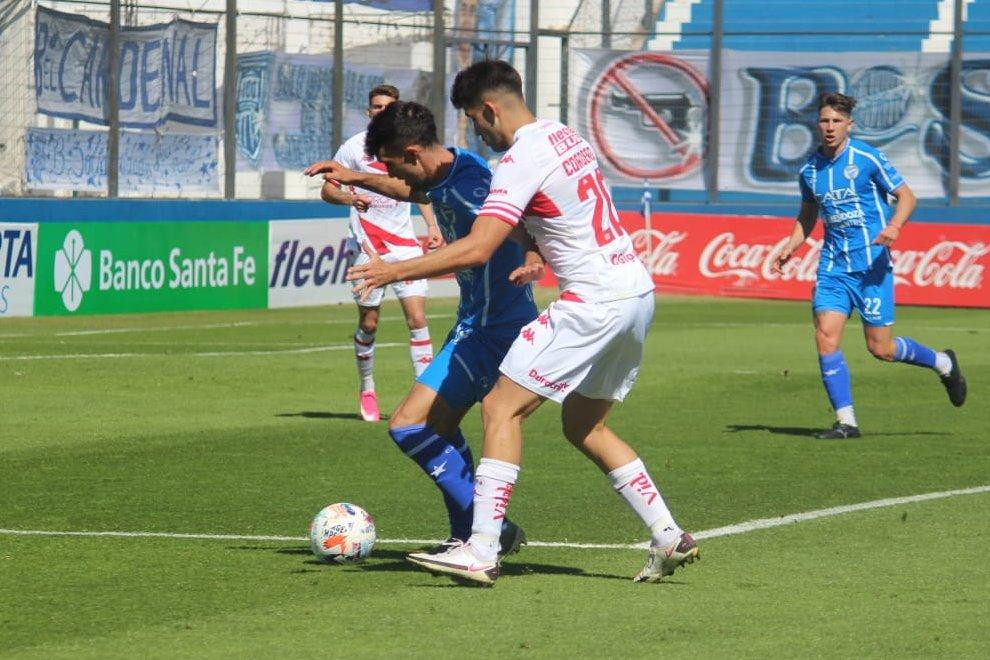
[306,101,541,555]
[774,92,967,439]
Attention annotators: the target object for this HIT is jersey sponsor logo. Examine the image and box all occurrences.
[527,368,571,393]
[547,126,582,156]
[609,250,639,265]
[816,186,858,203]
[499,154,515,164]
[824,209,866,226]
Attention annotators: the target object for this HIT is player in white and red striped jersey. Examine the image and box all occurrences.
[348,61,698,585]
[319,84,442,422]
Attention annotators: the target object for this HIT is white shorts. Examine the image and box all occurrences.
[351,245,428,308]
[499,292,655,404]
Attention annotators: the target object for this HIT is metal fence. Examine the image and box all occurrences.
[0,0,983,204]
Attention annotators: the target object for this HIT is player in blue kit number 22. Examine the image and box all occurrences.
[774,92,967,439]
[305,100,543,558]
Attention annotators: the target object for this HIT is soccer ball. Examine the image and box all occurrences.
[309,502,376,563]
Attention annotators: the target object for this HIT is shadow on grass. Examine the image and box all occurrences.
[724,424,947,438]
[233,545,632,582]
[275,411,390,421]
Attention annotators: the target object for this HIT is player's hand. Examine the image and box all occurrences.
[425,225,443,250]
[508,262,545,286]
[873,225,900,247]
[346,242,397,302]
[772,246,793,274]
[352,193,372,213]
[304,160,359,185]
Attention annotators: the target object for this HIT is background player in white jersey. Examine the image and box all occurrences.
[320,84,442,422]
[348,60,697,585]
[774,92,967,439]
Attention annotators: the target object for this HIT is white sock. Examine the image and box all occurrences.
[836,405,857,427]
[409,326,433,377]
[354,328,375,392]
[609,458,682,548]
[468,458,519,561]
[934,352,952,377]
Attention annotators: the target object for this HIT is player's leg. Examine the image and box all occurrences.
[812,275,859,438]
[394,279,433,378]
[390,323,524,551]
[388,382,474,543]
[560,391,697,583]
[406,375,543,583]
[858,266,966,406]
[354,303,381,421]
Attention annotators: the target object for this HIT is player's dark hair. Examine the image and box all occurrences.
[364,101,440,157]
[819,92,856,117]
[368,84,400,105]
[450,59,524,109]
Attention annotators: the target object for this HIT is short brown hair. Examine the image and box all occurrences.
[450,60,523,109]
[819,92,856,117]
[368,84,400,105]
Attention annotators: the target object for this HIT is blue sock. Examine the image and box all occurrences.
[892,337,937,369]
[819,350,853,411]
[389,424,475,540]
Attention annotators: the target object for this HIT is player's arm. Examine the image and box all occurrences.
[319,179,371,212]
[347,215,513,300]
[773,201,819,273]
[873,183,916,247]
[305,160,430,204]
[418,203,442,249]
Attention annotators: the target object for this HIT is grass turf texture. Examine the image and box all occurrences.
[1,295,987,656]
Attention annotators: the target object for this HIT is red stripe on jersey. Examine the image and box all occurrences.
[359,217,421,254]
[483,199,524,212]
[480,202,524,218]
[560,290,585,303]
[481,211,520,227]
[369,161,388,173]
[409,338,432,346]
[524,191,562,218]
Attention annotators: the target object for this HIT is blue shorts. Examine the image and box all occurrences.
[813,262,895,327]
[416,321,518,410]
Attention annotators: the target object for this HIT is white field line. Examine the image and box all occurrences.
[675,321,985,333]
[0,342,405,361]
[29,313,457,338]
[1,484,986,550]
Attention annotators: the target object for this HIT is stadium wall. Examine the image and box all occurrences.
[2,198,988,317]
[0,198,460,318]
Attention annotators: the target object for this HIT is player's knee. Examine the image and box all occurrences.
[480,396,514,430]
[360,319,378,334]
[815,328,839,353]
[406,316,427,331]
[562,420,600,447]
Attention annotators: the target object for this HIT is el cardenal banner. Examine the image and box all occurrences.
[35,222,267,316]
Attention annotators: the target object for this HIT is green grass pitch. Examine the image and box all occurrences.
[1,294,987,657]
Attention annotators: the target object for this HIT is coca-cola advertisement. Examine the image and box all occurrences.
[539,212,990,308]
